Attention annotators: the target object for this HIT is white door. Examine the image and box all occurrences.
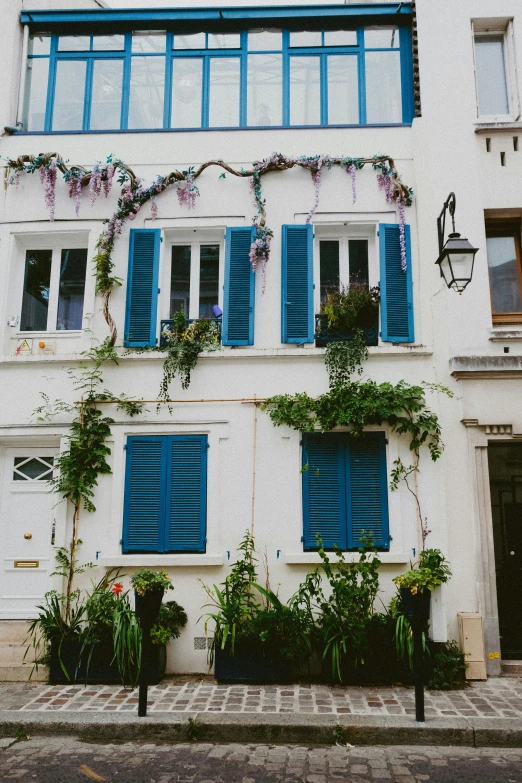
[0,448,58,619]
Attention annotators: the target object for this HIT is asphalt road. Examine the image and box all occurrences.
[1,738,522,782]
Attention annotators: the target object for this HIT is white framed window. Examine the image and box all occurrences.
[313,224,378,314]
[160,229,224,322]
[14,234,90,334]
[473,19,520,121]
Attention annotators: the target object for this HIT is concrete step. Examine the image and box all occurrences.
[0,643,33,666]
[0,621,31,644]
[0,663,48,682]
[501,660,522,676]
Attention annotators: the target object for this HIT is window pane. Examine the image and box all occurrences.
[58,36,90,51]
[28,35,50,55]
[199,245,220,318]
[475,37,509,115]
[23,58,49,131]
[365,27,399,48]
[173,33,206,49]
[52,60,86,130]
[128,56,165,129]
[56,249,87,331]
[171,246,191,316]
[247,54,282,126]
[327,55,358,124]
[171,58,203,128]
[248,30,282,50]
[90,59,123,130]
[132,33,166,53]
[365,51,402,123]
[320,241,340,304]
[209,57,240,127]
[208,33,241,49]
[92,35,125,51]
[13,457,54,481]
[21,250,52,332]
[349,240,369,287]
[289,31,322,47]
[324,30,357,47]
[486,235,522,314]
[290,56,320,125]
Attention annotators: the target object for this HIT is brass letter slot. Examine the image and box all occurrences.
[14,560,39,569]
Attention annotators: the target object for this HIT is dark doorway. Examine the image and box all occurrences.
[488,442,522,659]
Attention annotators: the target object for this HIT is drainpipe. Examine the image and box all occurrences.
[5,24,29,133]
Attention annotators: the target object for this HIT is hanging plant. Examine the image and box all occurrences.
[158,311,221,400]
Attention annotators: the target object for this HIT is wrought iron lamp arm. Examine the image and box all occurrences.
[437,192,456,255]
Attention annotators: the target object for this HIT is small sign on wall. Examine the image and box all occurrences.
[15,339,32,355]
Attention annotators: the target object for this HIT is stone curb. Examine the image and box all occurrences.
[1,710,522,747]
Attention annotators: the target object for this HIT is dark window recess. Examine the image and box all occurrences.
[349,239,369,286]
[21,250,52,331]
[56,248,87,330]
[170,245,191,316]
[199,244,220,318]
[319,240,340,304]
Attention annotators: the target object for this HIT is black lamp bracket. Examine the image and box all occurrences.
[437,192,457,256]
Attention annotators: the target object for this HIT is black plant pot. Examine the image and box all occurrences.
[49,638,167,685]
[400,587,431,623]
[134,588,164,629]
[214,642,295,684]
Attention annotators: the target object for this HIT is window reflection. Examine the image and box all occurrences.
[199,245,220,318]
[56,249,87,331]
[90,59,123,130]
[247,54,282,126]
[52,60,86,130]
[365,51,402,123]
[290,56,320,125]
[171,246,191,316]
[486,234,522,314]
[290,31,322,47]
[23,58,49,131]
[172,58,203,128]
[174,33,206,50]
[475,36,509,116]
[58,36,90,51]
[131,33,166,53]
[21,250,52,332]
[209,57,240,126]
[128,56,165,128]
[365,27,399,48]
[327,55,358,124]
[248,30,283,51]
[208,33,241,49]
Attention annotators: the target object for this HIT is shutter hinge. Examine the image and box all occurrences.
[204,537,207,543]
[123,444,127,450]
[158,288,161,294]
[156,337,159,345]
[377,230,380,237]
[313,283,315,289]
[388,535,393,542]
[160,236,163,242]
[385,439,389,445]
[300,536,304,542]
[119,538,123,545]
[207,443,210,448]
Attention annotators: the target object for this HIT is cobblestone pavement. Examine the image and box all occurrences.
[0,678,521,718]
[1,738,522,782]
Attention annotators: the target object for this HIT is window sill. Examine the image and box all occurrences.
[284,552,409,565]
[489,328,522,341]
[475,120,522,133]
[100,554,224,567]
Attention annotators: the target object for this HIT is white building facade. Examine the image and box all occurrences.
[0,0,520,678]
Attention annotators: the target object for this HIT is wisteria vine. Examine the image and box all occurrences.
[3,151,413,344]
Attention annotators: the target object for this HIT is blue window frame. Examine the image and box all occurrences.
[23,25,414,132]
[302,431,390,551]
[122,435,208,554]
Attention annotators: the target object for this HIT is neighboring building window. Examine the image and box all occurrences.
[22,25,414,132]
[319,237,370,304]
[13,456,54,481]
[485,221,522,322]
[473,22,519,118]
[170,242,220,320]
[302,431,389,551]
[20,248,88,332]
[122,435,207,553]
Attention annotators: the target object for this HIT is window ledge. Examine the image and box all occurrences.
[489,328,522,341]
[100,554,224,567]
[475,121,522,133]
[284,552,409,565]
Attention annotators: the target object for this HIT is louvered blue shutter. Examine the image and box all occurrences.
[281,224,314,343]
[379,223,414,343]
[122,437,166,552]
[302,433,347,550]
[124,229,160,347]
[222,227,255,345]
[166,436,207,553]
[347,432,389,550]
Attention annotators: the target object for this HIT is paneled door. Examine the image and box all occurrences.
[0,448,58,618]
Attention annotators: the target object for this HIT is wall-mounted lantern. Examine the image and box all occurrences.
[435,193,478,294]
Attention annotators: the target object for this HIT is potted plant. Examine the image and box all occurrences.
[393,549,451,623]
[131,568,173,627]
[150,600,188,678]
[315,284,380,347]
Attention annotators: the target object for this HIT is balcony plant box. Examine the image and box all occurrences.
[214,640,295,684]
[315,284,380,347]
[49,638,166,685]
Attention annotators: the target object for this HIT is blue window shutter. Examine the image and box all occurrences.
[166,435,207,553]
[346,432,389,550]
[223,226,255,345]
[281,224,314,343]
[379,223,414,343]
[122,436,166,552]
[302,433,347,550]
[124,228,160,347]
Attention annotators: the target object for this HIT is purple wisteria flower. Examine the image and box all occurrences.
[40,159,57,221]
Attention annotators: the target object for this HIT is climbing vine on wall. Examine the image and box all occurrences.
[4,151,413,345]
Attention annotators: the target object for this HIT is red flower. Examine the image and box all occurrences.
[112,582,123,595]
